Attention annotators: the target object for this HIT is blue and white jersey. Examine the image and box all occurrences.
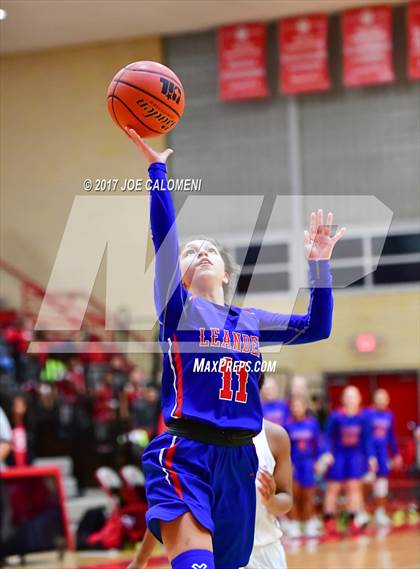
[324,409,374,457]
[286,415,322,461]
[149,162,334,433]
[365,407,399,457]
[261,400,290,427]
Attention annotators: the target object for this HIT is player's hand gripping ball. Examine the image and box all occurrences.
[107,61,185,138]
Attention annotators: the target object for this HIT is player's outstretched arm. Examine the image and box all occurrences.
[127,529,158,569]
[125,128,186,339]
[257,210,346,346]
[257,422,293,517]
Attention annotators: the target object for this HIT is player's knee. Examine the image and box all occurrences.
[171,549,215,569]
[161,512,212,560]
[374,477,388,498]
[327,481,341,495]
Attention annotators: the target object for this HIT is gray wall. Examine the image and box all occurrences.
[166,6,419,241]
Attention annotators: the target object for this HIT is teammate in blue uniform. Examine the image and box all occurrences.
[321,386,377,535]
[285,397,322,538]
[366,389,402,527]
[261,375,289,426]
[125,128,345,569]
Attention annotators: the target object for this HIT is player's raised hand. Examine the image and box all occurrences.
[304,209,347,260]
[125,127,173,164]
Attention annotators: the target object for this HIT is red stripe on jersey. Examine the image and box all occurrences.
[172,334,184,418]
[165,443,183,499]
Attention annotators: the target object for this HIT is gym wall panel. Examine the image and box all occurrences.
[0,37,165,326]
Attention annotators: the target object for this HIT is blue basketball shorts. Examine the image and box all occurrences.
[327,449,367,481]
[142,431,259,569]
[293,458,316,488]
[374,447,390,477]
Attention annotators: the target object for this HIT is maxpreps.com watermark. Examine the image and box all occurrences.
[83,178,203,192]
[193,358,277,374]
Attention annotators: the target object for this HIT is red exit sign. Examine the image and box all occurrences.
[354,334,378,353]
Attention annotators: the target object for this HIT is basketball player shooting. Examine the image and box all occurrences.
[125,127,346,569]
[128,373,293,569]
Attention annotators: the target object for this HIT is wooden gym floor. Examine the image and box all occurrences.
[3,527,419,569]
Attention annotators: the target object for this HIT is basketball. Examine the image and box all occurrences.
[107,61,185,138]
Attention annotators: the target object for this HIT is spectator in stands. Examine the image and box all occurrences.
[92,371,119,466]
[64,356,87,394]
[0,405,12,469]
[3,316,37,384]
[109,355,129,392]
[0,338,15,379]
[6,394,35,467]
[121,367,159,435]
[40,357,67,383]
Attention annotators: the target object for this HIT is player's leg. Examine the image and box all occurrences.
[373,450,392,526]
[298,459,318,538]
[344,479,366,533]
[160,513,214,567]
[344,478,363,511]
[373,477,391,526]
[141,433,215,568]
[288,480,303,538]
[344,451,369,532]
[324,481,341,513]
[212,443,259,569]
[323,481,341,536]
[301,486,317,537]
[324,452,344,536]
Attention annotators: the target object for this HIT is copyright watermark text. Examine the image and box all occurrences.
[83,178,203,193]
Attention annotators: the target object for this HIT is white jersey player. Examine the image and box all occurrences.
[242,417,293,569]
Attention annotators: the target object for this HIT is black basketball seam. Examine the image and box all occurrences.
[110,94,164,135]
[111,68,127,131]
[113,78,182,119]
[124,66,183,90]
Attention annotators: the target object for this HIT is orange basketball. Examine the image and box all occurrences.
[107,61,185,138]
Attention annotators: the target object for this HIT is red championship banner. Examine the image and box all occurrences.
[279,15,331,95]
[218,23,268,101]
[342,6,394,87]
[408,1,420,80]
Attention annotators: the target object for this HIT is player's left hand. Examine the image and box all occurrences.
[368,456,378,473]
[304,209,347,260]
[257,468,276,507]
[392,454,403,470]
